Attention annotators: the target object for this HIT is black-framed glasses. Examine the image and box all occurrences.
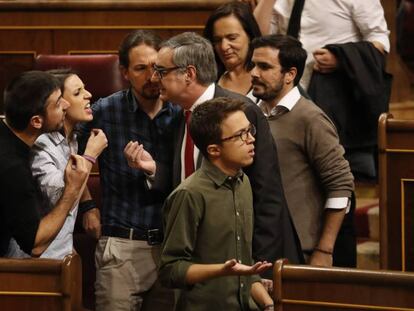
[152,65,183,79]
[221,124,256,143]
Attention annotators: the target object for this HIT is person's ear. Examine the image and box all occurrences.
[207,144,221,158]
[185,65,197,84]
[285,67,297,85]
[120,65,129,82]
[30,115,44,130]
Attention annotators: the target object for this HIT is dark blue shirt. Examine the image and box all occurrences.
[79,89,181,230]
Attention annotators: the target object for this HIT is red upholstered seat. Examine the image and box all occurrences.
[34,54,127,101]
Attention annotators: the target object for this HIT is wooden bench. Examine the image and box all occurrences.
[0,253,85,311]
[273,259,414,311]
[378,113,414,271]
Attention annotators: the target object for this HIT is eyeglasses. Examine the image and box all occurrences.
[221,124,256,143]
[152,65,183,79]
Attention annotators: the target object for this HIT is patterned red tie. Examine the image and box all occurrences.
[184,110,195,178]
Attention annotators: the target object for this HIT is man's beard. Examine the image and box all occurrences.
[42,117,64,133]
[139,82,160,100]
[252,80,282,102]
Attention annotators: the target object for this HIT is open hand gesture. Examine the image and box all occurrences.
[223,259,272,275]
[124,141,156,175]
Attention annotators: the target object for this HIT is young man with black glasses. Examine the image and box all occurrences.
[159,97,274,311]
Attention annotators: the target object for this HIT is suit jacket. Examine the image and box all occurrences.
[160,85,303,277]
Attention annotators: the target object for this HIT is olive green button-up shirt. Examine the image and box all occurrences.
[160,159,260,311]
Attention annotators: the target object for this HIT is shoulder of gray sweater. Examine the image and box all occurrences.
[294,97,337,129]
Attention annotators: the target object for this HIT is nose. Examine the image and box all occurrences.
[84,89,92,99]
[146,65,155,78]
[246,132,255,144]
[220,39,231,52]
[250,65,258,78]
[151,70,160,83]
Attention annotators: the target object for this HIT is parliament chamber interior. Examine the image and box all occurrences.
[0,0,414,310]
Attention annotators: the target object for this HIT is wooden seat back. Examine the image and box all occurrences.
[378,113,414,271]
[273,259,414,311]
[0,254,84,311]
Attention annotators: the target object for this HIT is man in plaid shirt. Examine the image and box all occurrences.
[79,30,180,311]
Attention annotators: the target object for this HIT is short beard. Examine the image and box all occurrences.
[254,89,279,102]
[42,119,64,133]
[140,90,160,100]
[139,83,160,100]
[253,80,284,102]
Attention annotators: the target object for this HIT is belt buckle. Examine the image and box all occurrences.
[147,229,161,245]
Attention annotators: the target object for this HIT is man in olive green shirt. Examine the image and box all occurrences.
[159,98,273,311]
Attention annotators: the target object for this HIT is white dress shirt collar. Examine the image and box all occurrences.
[189,83,215,112]
[258,86,300,117]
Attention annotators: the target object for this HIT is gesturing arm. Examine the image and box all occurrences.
[252,0,277,35]
[185,259,272,285]
[32,155,89,256]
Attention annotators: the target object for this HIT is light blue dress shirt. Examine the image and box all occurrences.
[30,131,79,259]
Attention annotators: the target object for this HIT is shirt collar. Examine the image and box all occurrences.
[201,158,244,187]
[47,131,66,146]
[188,83,215,112]
[258,86,301,117]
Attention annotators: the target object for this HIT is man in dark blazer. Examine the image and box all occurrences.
[125,32,303,280]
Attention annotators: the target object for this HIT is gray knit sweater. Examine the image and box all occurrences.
[266,97,354,251]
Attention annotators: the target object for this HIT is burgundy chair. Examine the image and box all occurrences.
[34,54,128,102]
[34,54,126,310]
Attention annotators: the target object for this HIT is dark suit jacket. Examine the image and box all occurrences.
[157,85,303,277]
[308,42,392,179]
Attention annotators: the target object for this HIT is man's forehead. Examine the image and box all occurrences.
[253,47,280,63]
[222,111,249,132]
[253,46,279,57]
[156,47,174,64]
[129,45,157,62]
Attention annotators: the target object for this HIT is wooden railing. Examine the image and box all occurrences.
[0,253,85,311]
[273,259,414,311]
[378,113,414,271]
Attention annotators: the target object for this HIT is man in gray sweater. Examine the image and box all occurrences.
[250,34,354,267]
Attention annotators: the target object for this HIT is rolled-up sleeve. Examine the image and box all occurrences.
[353,0,390,53]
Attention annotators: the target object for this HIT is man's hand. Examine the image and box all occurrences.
[124,141,156,175]
[309,250,333,267]
[261,278,273,293]
[313,48,338,73]
[82,208,101,239]
[371,40,385,54]
[84,129,108,158]
[223,259,272,275]
[64,154,89,192]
